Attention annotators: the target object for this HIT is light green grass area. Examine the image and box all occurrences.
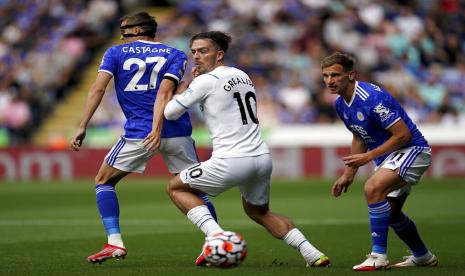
[1,178,464,275]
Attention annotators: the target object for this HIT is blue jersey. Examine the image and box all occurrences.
[99,40,191,139]
[335,81,429,166]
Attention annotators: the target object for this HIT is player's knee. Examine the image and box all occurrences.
[167,176,185,197]
[94,174,108,185]
[364,180,384,201]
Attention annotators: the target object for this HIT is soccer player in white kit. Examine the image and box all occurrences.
[164,31,329,268]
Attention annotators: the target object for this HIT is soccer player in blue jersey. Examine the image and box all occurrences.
[70,11,217,264]
[321,52,438,271]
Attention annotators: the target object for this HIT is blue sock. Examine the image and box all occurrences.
[198,193,217,222]
[390,213,428,257]
[368,200,391,254]
[96,184,120,235]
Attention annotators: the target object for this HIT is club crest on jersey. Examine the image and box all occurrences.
[373,103,393,122]
[356,112,364,121]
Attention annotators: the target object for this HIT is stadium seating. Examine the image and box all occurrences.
[3,0,465,147]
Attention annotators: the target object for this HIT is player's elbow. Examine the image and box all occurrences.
[397,131,412,145]
[90,85,106,96]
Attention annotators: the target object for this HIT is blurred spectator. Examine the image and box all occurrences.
[0,0,120,145]
[146,0,465,128]
[5,0,465,145]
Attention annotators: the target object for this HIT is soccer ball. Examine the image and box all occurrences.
[202,231,247,268]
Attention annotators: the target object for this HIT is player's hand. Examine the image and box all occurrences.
[331,175,353,197]
[142,132,161,152]
[70,127,86,151]
[192,67,200,78]
[343,152,372,168]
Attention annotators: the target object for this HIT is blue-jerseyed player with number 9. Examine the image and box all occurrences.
[321,52,438,271]
[70,11,217,264]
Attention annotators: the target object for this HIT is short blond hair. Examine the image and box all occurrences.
[321,52,355,72]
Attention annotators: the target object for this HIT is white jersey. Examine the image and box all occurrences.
[165,66,269,158]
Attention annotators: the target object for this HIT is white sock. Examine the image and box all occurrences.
[187,205,223,236]
[108,233,125,248]
[283,228,322,264]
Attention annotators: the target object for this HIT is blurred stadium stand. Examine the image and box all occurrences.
[0,0,121,147]
[1,0,465,148]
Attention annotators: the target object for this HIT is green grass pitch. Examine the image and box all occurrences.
[1,178,464,276]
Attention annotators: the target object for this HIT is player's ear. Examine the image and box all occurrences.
[217,50,224,63]
[348,71,355,81]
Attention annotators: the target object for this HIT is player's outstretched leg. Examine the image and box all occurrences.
[242,199,329,267]
[390,213,437,268]
[388,197,438,268]
[88,183,127,263]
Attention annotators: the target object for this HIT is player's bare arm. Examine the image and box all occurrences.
[332,133,366,197]
[174,80,189,95]
[143,78,176,152]
[344,119,412,168]
[70,72,112,151]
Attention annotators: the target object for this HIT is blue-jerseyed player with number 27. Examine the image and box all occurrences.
[70,11,217,264]
[321,52,438,271]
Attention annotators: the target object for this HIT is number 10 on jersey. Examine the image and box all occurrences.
[233,91,259,125]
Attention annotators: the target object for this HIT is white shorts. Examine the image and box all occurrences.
[375,146,432,197]
[179,153,272,206]
[105,136,199,174]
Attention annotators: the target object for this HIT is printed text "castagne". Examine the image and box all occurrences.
[122,47,171,54]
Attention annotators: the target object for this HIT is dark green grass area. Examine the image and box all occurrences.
[1,178,464,276]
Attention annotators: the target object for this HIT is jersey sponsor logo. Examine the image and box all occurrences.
[349,124,375,143]
[373,103,393,122]
[356,111,364,121]
[122,46,171,54]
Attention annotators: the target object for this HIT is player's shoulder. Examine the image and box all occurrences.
[192,72,221,86]
[356,81,390,101]
[214,66,249,80]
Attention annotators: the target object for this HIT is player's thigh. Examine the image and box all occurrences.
[159,136,199,174]
[239,154,272,206]
[179,156,259,197]
[95,161,130,185]
[179,158,230,196]
[378,146,432,197]
[365,168,404,196]
[104,136,155,174]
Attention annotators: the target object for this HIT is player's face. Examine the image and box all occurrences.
[191,39,224,75]
[322,64,353,95]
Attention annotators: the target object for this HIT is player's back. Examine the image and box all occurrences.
[196,66,269,158]
[99,40,191,139]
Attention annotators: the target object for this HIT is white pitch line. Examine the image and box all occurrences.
[0,218,462,226]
